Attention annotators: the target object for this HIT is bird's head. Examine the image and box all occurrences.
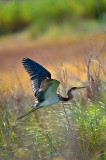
[68,86,89,96]
[71,86,89,91]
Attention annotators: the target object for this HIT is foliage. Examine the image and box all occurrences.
[0,79,105,159]
[0,0,106,35]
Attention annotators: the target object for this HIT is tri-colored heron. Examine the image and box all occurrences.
[16,58,88,121]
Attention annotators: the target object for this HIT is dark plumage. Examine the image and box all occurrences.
[22,58,51,96]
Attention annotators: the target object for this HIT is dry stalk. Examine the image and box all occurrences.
[85,40,105,102]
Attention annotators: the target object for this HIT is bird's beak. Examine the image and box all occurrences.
[76,86,89,89]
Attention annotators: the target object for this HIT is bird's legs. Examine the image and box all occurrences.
[16,103,41,121]
[32,103,40,108]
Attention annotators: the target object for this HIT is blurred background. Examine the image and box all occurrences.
[0,0,106,160]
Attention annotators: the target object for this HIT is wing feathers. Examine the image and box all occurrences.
[22,57,51,96]
[37,79,60,102]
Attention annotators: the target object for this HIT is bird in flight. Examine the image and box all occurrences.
[16,58,88,121]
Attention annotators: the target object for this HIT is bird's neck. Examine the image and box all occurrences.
[58,89,73,101]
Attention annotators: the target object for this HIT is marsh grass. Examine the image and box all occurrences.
[0,49,106,160]
[0,85,105,160]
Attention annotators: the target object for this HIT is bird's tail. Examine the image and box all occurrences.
[16,104,42,121]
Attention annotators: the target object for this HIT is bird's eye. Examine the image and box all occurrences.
[72,87,76,90]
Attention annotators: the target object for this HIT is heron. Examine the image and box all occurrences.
[16,57,88,121]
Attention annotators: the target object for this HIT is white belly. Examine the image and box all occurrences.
[40,95,59,107]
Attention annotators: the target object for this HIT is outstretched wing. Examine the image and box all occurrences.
[37,79,60,103]
[22,58,51,96]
